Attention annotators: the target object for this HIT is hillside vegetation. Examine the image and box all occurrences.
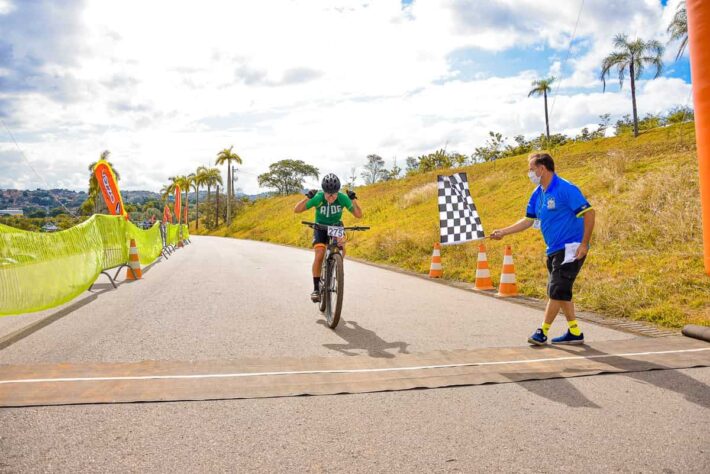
[200,122,708,328]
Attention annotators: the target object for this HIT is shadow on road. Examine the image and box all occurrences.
[506,371,602,408]
[318,320,410,359]
[550,344,710,409]
[0,286,112,351]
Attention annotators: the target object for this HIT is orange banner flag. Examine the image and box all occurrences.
[163,205,172,224]
[174,185,182,225]
[93,160,127,219]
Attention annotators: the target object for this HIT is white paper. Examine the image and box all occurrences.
[563,242,581,264]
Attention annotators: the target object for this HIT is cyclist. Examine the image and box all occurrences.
[294,173,362,302]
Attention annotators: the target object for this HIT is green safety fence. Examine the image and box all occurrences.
[0,216,189,316]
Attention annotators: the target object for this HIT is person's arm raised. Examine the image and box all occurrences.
[294,189,317,214]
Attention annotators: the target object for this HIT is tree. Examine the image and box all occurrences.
[601,34,664,137]
[665,105,694,124]
[346,167,358,188]
[257,159,319,195]
[49,207,66,217]
[594,113,612,138]
[360,154,387,184]
[80,197,94,216]
[202,167,223,209]
[159,184,172,212]
[405,157,418,176]
[472,131,505,163]
[215,146,243,226]
[389,157,402,180]
[184,174,195,224]
[528,76,555,139]
[190,169,205,229]
[450,153,468,168]
[417,149,453,172]
[503,135,533,157]
[667,1,688,61]
[193,166,209,229]
[614,114,635,136]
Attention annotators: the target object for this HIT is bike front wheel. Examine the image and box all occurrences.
[318,259,327,313]
[324,253,344,328]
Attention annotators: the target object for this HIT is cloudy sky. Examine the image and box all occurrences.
[0,0,692,194]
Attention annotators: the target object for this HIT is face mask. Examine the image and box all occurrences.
[528,169,541,185]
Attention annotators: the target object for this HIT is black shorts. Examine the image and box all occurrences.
[312,222,344,248]
[546,249,586,301]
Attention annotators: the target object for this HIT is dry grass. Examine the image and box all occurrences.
[198,122,709,328]
[398,182,438,209]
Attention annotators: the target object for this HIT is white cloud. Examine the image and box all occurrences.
[0,0,693,194]
[0,0,13,15]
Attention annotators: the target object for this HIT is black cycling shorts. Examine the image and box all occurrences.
[546,249,586,301]
[312,222,344,248]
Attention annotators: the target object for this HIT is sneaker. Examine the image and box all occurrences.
[310,290,321,303]
[552,330,585,345]
[528,328,548,346]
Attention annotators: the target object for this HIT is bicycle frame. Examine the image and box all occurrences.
[302,221,370,328]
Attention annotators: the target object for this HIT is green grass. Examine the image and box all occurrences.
[198,122,709,328]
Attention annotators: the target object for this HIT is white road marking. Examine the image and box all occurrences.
[1,347,708,385]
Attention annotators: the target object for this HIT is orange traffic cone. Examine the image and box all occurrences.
[474,243,495,291]
[429,242,443,278]
[125,238,143,280]
[496,245,517,297]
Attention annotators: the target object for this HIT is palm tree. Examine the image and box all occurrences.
[202,167,223,207]
[215,146,243,226]
[193,166,209,230]
[160,184,171,205]
[183,174,194,225]
[528,77,555,140]
[667,1,688,60]
[601,34,664,137]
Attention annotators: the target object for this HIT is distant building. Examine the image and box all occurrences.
[0,209,23,216]
[41,223,59,232]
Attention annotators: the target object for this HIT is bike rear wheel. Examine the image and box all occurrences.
[324,253,344,328]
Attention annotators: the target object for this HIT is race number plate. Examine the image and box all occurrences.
[327,226,345,238]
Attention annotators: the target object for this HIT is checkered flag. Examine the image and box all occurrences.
[438,172,485,245]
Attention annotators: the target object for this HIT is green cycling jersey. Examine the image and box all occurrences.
[305,191,354,225]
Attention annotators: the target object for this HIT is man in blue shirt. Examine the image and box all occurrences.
[491,153,595,345]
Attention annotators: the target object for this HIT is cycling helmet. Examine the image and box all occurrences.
[321,173,341,194]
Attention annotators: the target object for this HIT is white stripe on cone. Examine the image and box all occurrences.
[503,255,514,265]
[430,263,442,270]
[477,253,488,261]
[476,269,490,278]
[500,273,516,284]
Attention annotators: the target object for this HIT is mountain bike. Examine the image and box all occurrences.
[302,221,370,329]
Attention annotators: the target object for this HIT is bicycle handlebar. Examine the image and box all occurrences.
[301,221,370,231]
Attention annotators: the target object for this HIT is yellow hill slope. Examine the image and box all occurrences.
[202,122,708,328]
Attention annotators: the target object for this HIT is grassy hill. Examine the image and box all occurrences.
[198,122,708,328]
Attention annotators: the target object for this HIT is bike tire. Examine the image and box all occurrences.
[318,259,327,313]
[325,253,344,329]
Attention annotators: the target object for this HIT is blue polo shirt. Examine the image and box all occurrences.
[526,174,592,255]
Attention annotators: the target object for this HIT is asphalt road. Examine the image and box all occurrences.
[1,236,708,472]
